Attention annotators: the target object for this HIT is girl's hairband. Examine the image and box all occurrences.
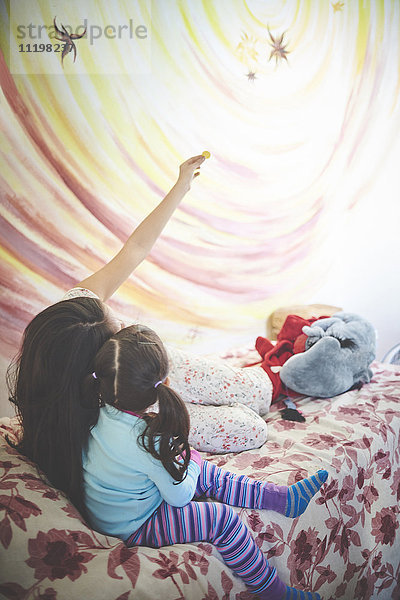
[92,372,97,379]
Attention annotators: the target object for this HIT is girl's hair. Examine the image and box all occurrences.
[83,324,191,482]
[6,297,116,521]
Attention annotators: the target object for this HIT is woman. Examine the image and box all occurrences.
[7,154,272,519]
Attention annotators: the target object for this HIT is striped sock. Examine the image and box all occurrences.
[285,586,321,599]
[256,584,321,600]
[285,470,328,518]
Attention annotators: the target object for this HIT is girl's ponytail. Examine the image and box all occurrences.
[139,384,191,482]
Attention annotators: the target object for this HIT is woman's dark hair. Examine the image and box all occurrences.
[83,324,191,482]
[6,297,117,521]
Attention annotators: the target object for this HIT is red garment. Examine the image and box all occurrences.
[245,314,328,402]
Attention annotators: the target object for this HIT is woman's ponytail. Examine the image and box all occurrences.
[139,384,191,482]
[7,296,117,523]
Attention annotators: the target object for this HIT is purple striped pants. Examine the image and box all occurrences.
[126,460,286,599]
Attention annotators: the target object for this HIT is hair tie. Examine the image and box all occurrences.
[154,380,162,388]
[92,372,97,379]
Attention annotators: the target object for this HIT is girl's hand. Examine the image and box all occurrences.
[177,155,206,191]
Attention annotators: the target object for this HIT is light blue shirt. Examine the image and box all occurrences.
[82,403,201,540]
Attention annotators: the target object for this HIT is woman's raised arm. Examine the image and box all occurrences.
[77,154,205,301]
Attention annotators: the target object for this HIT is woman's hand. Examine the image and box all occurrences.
[177,155,206,191]
[75,155,207,301]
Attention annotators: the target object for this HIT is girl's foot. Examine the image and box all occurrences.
[261,470,328,518]
[284,586,321,599]
[254,584,321,600]
[285,470,328,518]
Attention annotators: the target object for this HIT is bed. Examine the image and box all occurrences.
[0,346,399,600]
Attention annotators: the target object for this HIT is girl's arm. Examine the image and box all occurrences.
[148,456,201,507]
[140,443,201,507]
[76,154,205,301]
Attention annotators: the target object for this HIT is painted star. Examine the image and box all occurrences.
[332,2,345,12]
[246,71,257,82]
[53,16,86,65]
[236,31,259,62]
[267,27,290,65]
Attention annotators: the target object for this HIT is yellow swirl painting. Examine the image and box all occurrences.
[1,0,399,368]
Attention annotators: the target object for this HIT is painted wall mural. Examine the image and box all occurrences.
[1,0,400,367]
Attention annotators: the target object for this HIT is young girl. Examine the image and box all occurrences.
[82,323,328,600]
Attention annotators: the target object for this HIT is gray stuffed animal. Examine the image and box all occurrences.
[279,312,376,398]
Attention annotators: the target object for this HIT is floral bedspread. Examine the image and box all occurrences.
[0,359,399,600]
